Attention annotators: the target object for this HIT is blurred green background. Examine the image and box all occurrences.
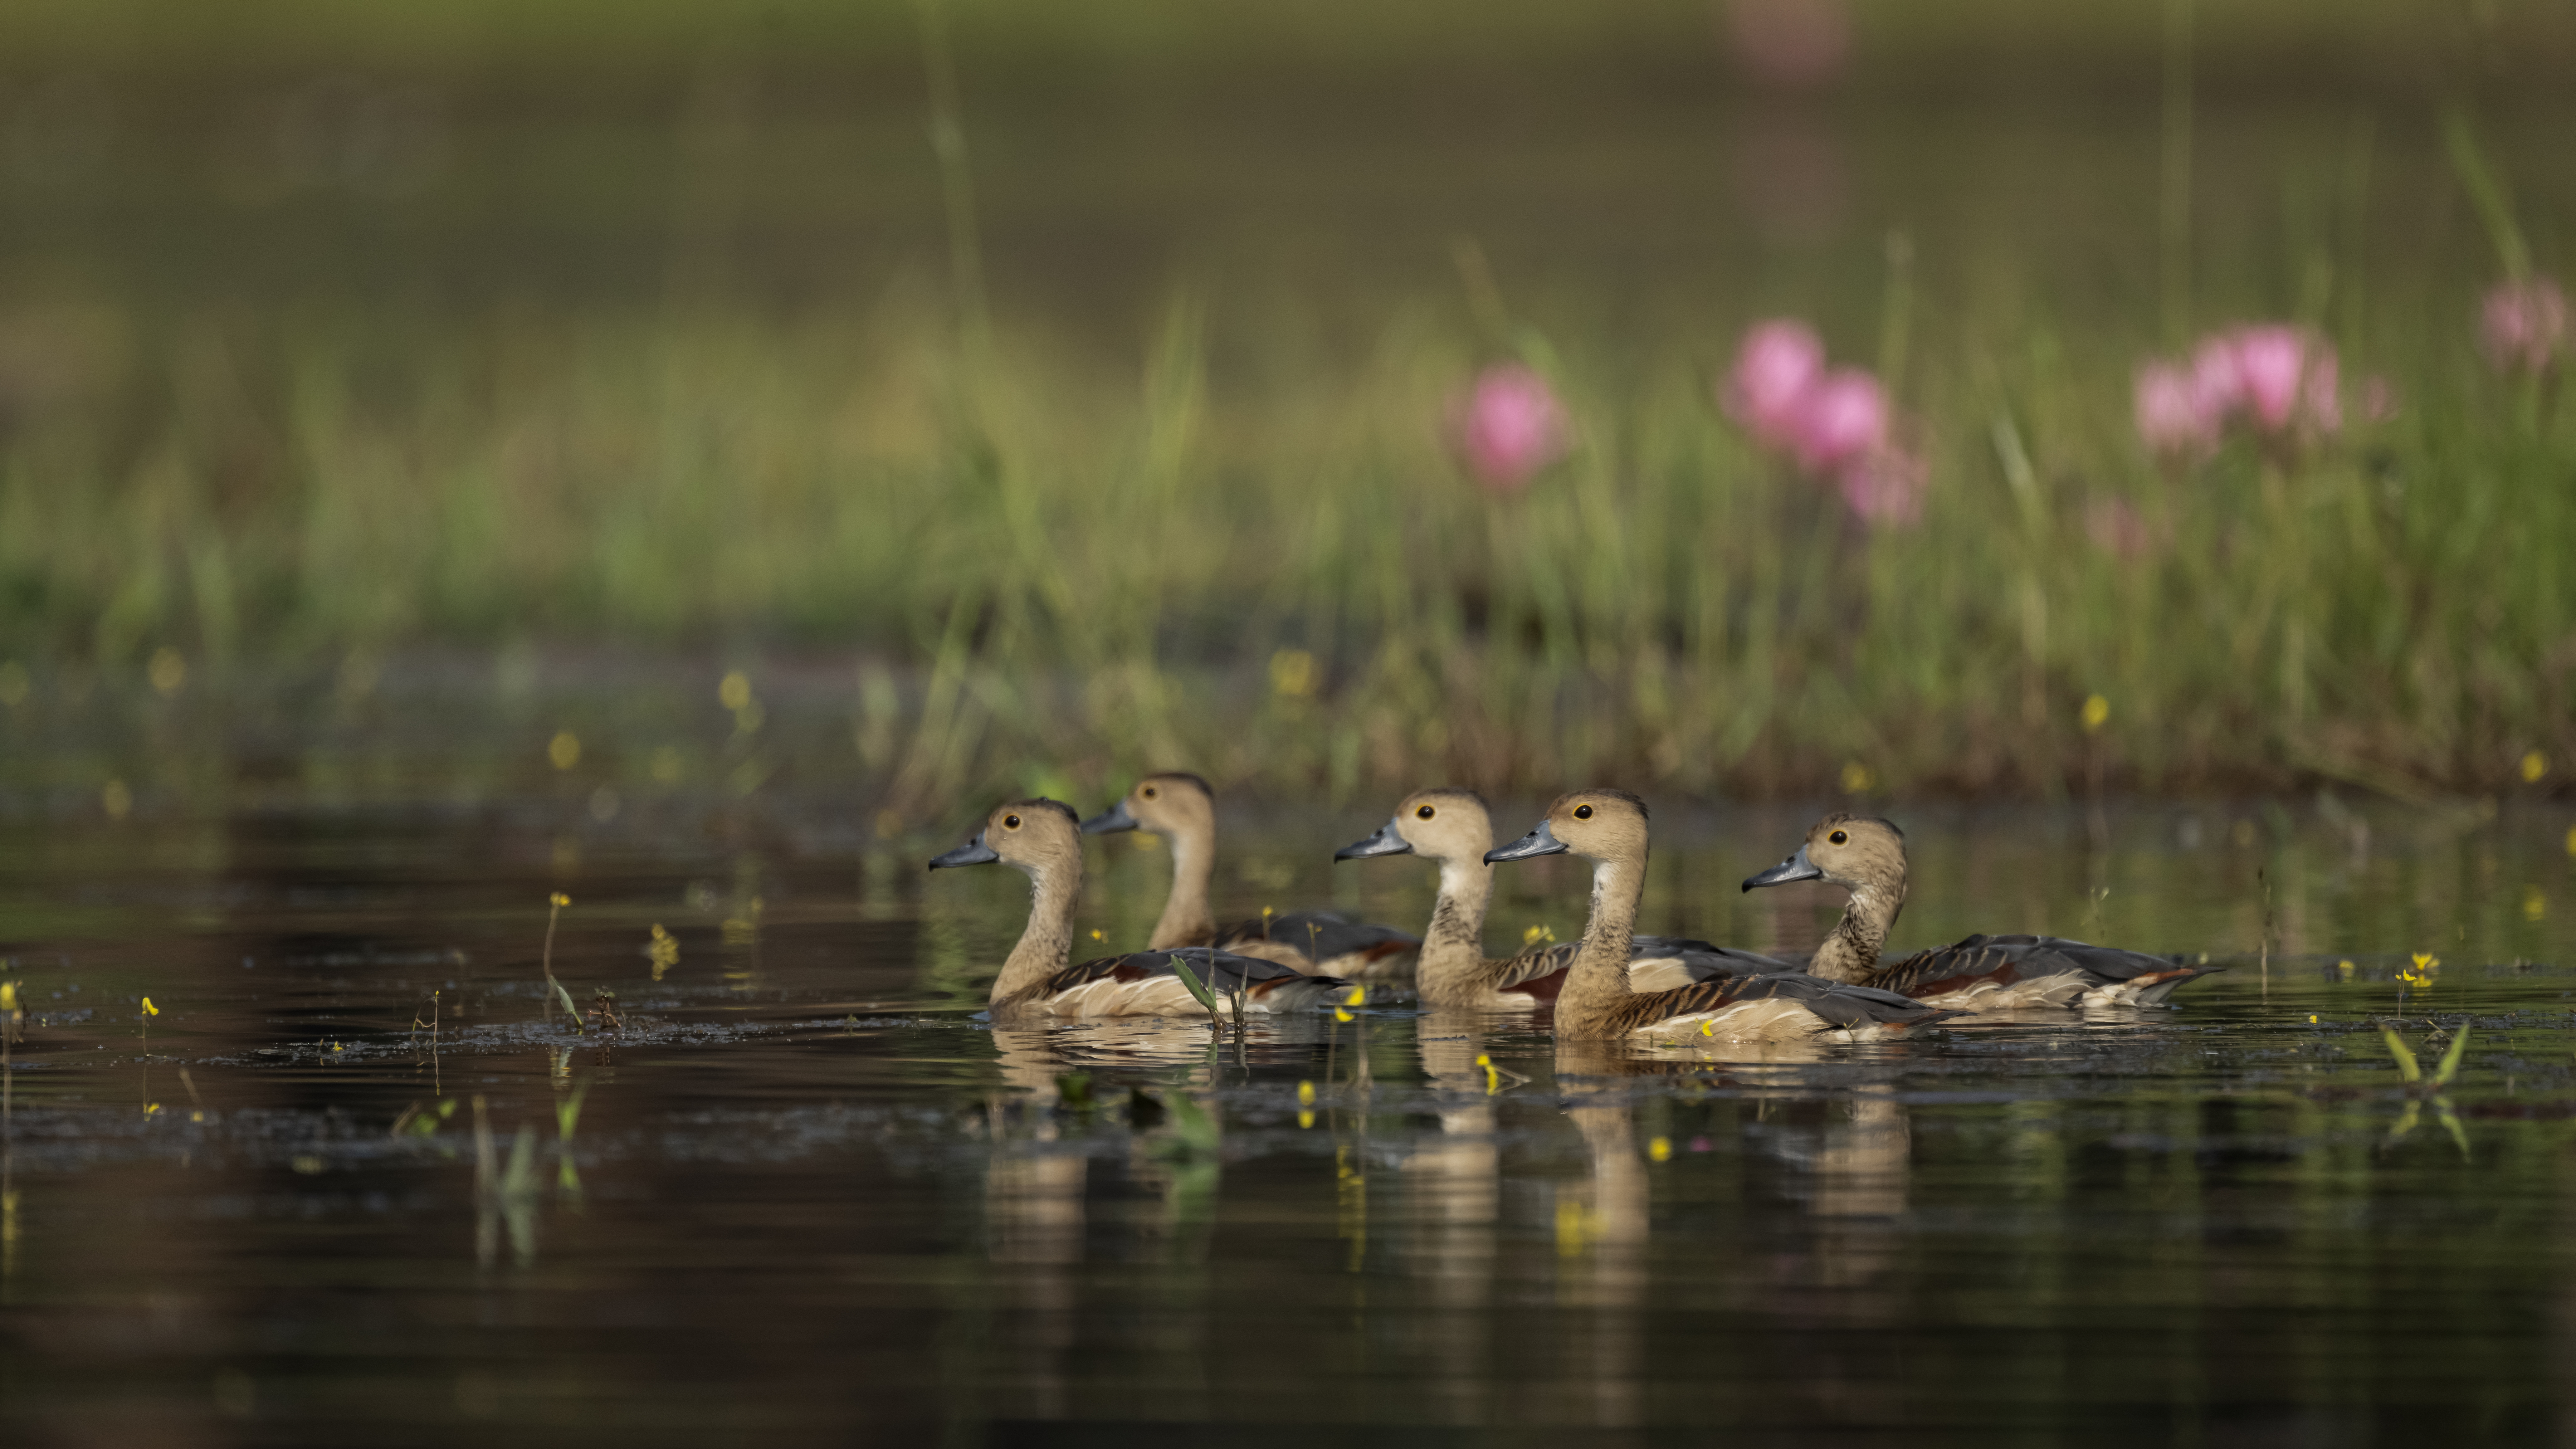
[0,0,2570,816]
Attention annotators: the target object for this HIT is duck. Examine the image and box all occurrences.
[1740,813,2217,1008]
[1482,790,1956,1044]
[1334,787,1795,1009]
[929,798,1358,1020]
[1080,772,1421,979]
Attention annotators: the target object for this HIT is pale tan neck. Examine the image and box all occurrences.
[1554,854,1645,1036]
[1808,879,1903,982]
[1145,820,1217,949]
[1416,858,1496,1005]
[992,856,1082,1007]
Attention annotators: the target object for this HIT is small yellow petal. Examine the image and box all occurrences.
[142,997,159,1016]
[1297,1110,1315,1129]
[551,892,571,907]
[2309,1014,2319,1024]
[1345,986,1367,1008]
[1647,1136,1671,1162]
[1334,1008,1354,1023]
[1296,1081,1316,1107]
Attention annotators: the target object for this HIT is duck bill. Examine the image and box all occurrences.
[1484,819,1567,864]
[1078,799,1139,835]
[927,831,1000,870]
[1334,817,1414,861]
[1741,846,1822,892]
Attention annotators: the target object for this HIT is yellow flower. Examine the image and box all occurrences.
[1297,1110,1315,1130]
[1647,1136,1672,1163]
[0,981,17,1012]
[2523,750,2548,784]
[1839,760,1875,794]
[2412,952,2439,975]
[1475,1052,1501,1095]
[1521,923,1555,947]
[551,892,571,908]
[1700,1019,1715,1037]
[1297,1081,1317,1107]
[141,997,159,1017]
[2081,694,2111,733]
[2336,959,2355,982]
[548,731,582,770]
[1267,649,1317,699]
[719,671,753,711]
[2309,1014,2319,1024]
[1344,986,1367,1009]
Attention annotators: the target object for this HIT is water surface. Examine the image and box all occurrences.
[2,798,2574,1444]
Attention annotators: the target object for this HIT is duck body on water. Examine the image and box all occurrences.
[1081,772,1421,979]
[1742,814,2217,1009]
[1336,788,1795,1010]
[929,799,1357,1020]
[1484,791,1959,1044]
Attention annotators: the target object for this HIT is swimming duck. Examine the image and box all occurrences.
[1740,813,2216,1008]
[929,798,1357,1019]
[1483,790,1955,1044]
[1334,787,1794,1008]
[1081,772,1421,979]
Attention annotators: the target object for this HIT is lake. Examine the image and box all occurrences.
[2,794,2572,1442]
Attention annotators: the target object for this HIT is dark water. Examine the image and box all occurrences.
[3,797,2575,1444]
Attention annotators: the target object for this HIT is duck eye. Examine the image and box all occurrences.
[1573,804,1593,820]
[1141,786,1157,800]
[1416,805,1435,820]
[1828,829,1848,845]
[1004,815,1022,830]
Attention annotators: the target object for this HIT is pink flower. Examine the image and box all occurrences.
[1450,364,1569,490]
[2482,276,2568,374]
[2083,497,2168,561]
[2134,361,2219,458]
[2231,325,2310,432]
[1723,320,1826,451]
[1788,368,1886,475]
[1836,446,1925,528]
[2189,334,2247,422]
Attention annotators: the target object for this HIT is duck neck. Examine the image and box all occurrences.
[1809,878,1903,982]
[1554,852,1646,1037]
[1146,821,1217,949]
[992,856,1082,1008]
[1415,857,1495,1004]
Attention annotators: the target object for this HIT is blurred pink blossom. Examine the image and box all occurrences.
[1450,364,1569,491]
[2134,361,2219,458]
[1722,320,1826,450]
[2083,497,2169,561]
[2232,325,2311,432]
[2189,334,2246,420]
[1725,0,1851,87]
[2136,324,2344,455]
[1836,446,1925,529]
[2482,276,2567,374]
[1789,368,1887,474]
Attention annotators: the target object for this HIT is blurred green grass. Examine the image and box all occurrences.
[0,0,2569,808]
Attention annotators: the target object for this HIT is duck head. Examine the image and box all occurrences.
[1741,813,1906,894]
[1080,772,1214,840]
[1335,788,1494,864]
[1486,788,1649,865]
[930,798,1084,879]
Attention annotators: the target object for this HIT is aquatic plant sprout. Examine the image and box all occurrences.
[1447,363,1569,491]
[2482,276,2567,375]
